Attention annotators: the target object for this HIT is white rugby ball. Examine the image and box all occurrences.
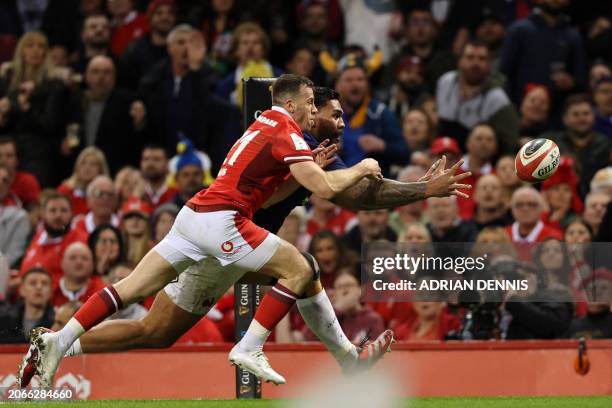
[515,138,560,182]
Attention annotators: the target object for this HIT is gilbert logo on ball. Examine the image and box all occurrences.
[515,138,560,182]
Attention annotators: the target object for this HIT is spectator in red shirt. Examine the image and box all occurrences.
[309,230,347,291]
[20,191,87,288]
[108,0,150,57]
[140,145,177,209]
[58,147,110,217]
[395,300,459,341]
[457,124,498,219]
[305,272,384,344]
[52,242,106,307]
[175,315,223,344]
[541,157,583,230]
[0,136,40,212]
[88,224,124,277]
[506,186,562,260]
[0,164,30,267]
[306,194,356,242]
[72,175,119,236]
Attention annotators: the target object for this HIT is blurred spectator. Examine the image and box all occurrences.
[140,145,177,209]
[119,0,176,88]
[106,263,147,320]
[541,157,583,230]
[58,146,110,216]
[534,238,573,293]
[0,267,54,343]
[500,0,586,105]
[384,57,427,120]
[334,54,408,174]
[430,137,461,168]
[547,94,611,198]
[386,7,455,93]
[584,12,612,64]
[0,164,30,266]
[170,140,208,208]
[0,32,69,187]
[305,272,384,343]
[473,7,506,70]
[216,22,281,104]
[308,230,347,291]
[457,124,498,219]
[401,108,434,152]
[140,25,240,171]
[470,174,512,231]
[495,154,522,203]
[192,0,240,77]
[588,61,611,92]
[590,167,612,196]
[73,175,119,236]
[306,195,356,241]
[0,136,41,212]
[504,261,574,339]
[583,191,610,236]
[50,300,80,331]
[285,46,316,80]
[342,209,397,262]
[72,13,112,75]
[88,224,124,276]
[340,0,399,64]
[120,197,152,267]
[592,76,612,139]
[20,191,87,287]
[389,166,427,235]
[293,0,334,84]
[473,226,515,260]
[52,242,105,307]
[566,268,612,339]
[506,186,562,246]
[114,166,145,205]
[417,93,439,131]
[108,0,149,58]
[151,202,178,244]
[395,301,456,341]
[437,39,518,154]
[519,84,551,141]
[426,196,477,243]
[66,56,146,174]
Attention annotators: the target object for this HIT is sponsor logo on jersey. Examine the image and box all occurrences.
[221,241,234,253]
[256,115,278,127]
[290,133,309,150]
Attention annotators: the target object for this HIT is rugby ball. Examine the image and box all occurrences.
[515,138,560,182]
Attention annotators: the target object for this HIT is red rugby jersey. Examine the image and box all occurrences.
[189,107,313,218]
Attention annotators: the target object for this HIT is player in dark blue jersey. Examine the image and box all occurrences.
[44,87,469,379]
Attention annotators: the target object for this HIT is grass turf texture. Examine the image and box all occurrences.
[15,396,612,408]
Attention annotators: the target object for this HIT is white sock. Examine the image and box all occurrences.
[237,319,271,352]
[65,339,83,357]
[56,319,85,352]
[297,290,357,364]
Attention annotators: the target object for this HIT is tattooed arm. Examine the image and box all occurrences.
[332,157,472,211]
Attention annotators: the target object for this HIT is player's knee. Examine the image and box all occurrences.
[300,252,320,282]
[292,255,314,285]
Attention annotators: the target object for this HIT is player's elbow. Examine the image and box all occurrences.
[315,185,336,200]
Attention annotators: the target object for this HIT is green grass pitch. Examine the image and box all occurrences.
[15,396,612,408]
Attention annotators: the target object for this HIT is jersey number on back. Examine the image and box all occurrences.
[225,130,261,167]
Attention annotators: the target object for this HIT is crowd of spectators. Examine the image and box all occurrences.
[1,0,611,345]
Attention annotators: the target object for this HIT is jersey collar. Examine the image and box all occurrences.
[271,105,291,117]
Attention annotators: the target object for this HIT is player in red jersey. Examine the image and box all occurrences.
[17,74,390,386]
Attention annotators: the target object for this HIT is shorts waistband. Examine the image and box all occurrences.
[185,201,248,217]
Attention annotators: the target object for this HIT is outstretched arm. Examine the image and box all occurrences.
[333,156,472,211]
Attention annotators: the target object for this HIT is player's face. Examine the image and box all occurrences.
[313,99,344,144]
[291,85,317,131]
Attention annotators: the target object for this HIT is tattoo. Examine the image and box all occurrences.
[333,178,427,211]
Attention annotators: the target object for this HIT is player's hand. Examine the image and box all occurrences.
[418,158,443,182]
[424,156,472,199]
[312,139,338,169]
[359,158,383,181]
[358,134,386,153]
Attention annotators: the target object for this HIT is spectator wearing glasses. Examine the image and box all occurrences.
[72,175,119,237]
